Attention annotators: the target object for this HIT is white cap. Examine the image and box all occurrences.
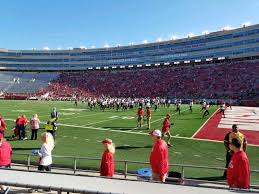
[150,129,162,137]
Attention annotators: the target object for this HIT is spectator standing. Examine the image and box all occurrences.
[30,114,40,140]
[223,124,247,178]
[17,115,28,140]
[149,129,168,182]
[0,135,12,194]
[50,107,58,121]
[227,138,250,189]
[0,114,6,138]
[38,132,54,171]
[100,138,115,177]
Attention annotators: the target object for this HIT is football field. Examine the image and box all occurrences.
[1,100,258,184]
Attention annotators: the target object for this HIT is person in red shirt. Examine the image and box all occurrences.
[162,114,173,146]
[146,106,152,129]
[227,138,250,189]
[149,129,168,182]
[0,114,6,138]
[137,107,144,128]
[17,115,28,140]
[0,135,12,193]
[100,138,115,177]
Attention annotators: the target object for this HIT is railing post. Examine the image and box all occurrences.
[124,161,128,179]
[73,158,77,174]
[27,154,31,171]
[181,166,185,184]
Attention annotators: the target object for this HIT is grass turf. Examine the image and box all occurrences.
[1,100,258,184]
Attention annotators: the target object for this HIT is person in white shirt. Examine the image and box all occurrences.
[189,100,194,113]
[202,104,210,118]
[38,132,54,171]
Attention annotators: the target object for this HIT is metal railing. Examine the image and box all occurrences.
[11,152,259,189]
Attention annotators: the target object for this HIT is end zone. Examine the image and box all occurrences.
[193,106,259,146]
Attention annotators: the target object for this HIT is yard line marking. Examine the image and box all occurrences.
[216,158,224,161]
[85,139,90,141]
[194,155,201,157]
[191,108,219,138]
[82,117,120,126]
[58,112,106,121]
[41,121,259,146]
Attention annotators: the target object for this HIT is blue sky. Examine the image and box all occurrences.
[0,0,259,50]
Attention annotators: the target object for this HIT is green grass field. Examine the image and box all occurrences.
[1,100,258,184]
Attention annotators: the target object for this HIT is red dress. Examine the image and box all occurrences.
[100,150,114,177]
[0,118,6,134]
[149,139,168,181]
[227,151,250,189]
[0,141,12,166]
[162,119,171,133]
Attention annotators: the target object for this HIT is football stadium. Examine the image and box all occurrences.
[0,1,258,193]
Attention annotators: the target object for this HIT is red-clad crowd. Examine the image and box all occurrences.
[36,62,259,100]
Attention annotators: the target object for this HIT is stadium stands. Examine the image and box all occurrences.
[36,61,259,100]
[0,72,59,94]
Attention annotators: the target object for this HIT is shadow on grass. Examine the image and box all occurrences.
[12,147,39,151]
[116,145,153,150]
[188,176,225,181]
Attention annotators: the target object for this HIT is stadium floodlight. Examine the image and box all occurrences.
[145,64,151,66]
[164,62,170,65]
[128,65,133,68]
[112,66,117,69]
[120,66,125,68]
[104,66,109,69]
[218,57,225,60]
[137,64,142,67]
[174,61,180,65]
[88,67,93,70]
[195,59,201,63]
[184,60,190,64]
[96,67,101,69]
[206,58,213,61]
[155,63,160,66]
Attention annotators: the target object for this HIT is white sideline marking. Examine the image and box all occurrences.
[73,137,78,139]
[191,108,219,138]
[216,158,224,161]
[5,114,259,147]
[85,139,90,141]
[175,134,179,137]
[194,155,201,157]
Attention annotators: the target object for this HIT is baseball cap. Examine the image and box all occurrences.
[102,138,112,145]
[149,129,162,137]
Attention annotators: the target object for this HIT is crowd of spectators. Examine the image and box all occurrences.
[36,62,259,100]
